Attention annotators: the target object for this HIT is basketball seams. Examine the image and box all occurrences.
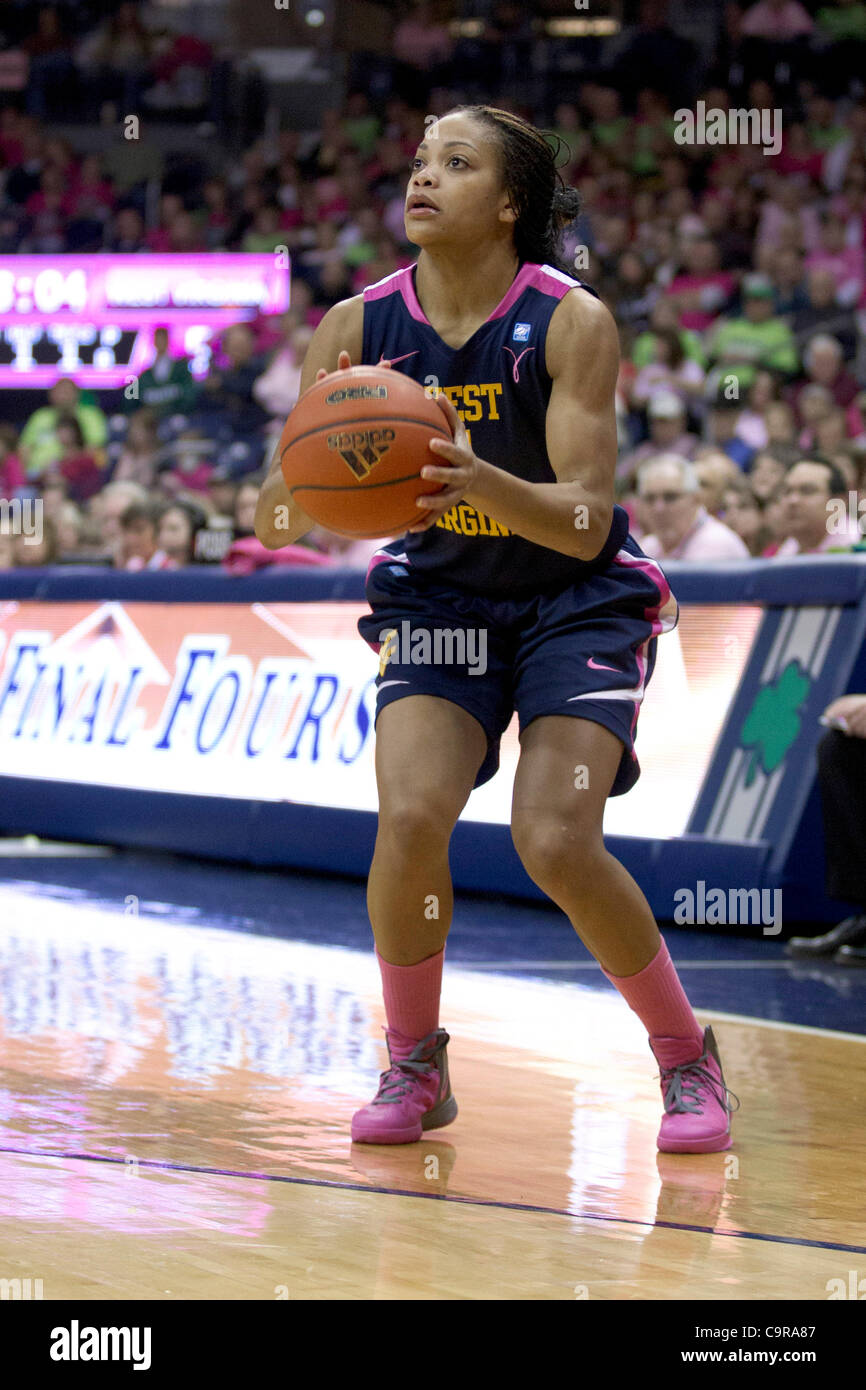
[279,413,452,458]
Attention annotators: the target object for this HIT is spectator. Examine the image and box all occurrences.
[720,479,771,556]
[54,415,103,502]
[804,212,865,306]
[705,394,755,470]
[740,0,814,40]
[770,247,809,318]
[793,268,859,358]
[618,390,700,484]
[75,1,152,119]
[735,369,780,451]
[195,324,268,437]
[774,455,857,555]
[637,454,751,561]
[694,451,743,516]
[242,204,285,254]
[705,273,799,394]
[233,479,261,538]
[116,501,171,571]
[19,378,107,480]
[157,500,208,567]
[793,334,860,414]
[12,515,60,567]
[92,480,149,560]
[125,328,197,419]
[748,444,799,503]
[55,500,84,559]
[253,323,314,421]
[630,328,706,410]
[392,2,454,103]
[205,470,238,524]
[764,400,798,445]
[665,238,736,333]
[106,206,147,254]
[0,425,26,496]
[112,410,162,488]
[22,7,76,121]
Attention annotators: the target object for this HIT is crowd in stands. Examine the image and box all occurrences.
[3,1,866,569]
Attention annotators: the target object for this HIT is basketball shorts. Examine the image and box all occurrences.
[357,535,679,796]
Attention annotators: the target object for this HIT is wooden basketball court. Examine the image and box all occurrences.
[0,881,863,1301]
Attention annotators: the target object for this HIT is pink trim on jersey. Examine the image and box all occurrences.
[362,266,428,324]
[487,262,579,320]
[364,548,410,651]
[363,261,582,329]
[612,547,678,746]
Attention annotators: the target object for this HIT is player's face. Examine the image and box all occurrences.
[405,114,515,251]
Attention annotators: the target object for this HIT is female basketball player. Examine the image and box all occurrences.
[255,106,738,1153]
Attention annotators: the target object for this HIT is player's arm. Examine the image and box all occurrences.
[254,294,365,549]
[414,289,617,561]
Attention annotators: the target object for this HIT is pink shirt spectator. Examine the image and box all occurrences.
[775,520,860,556]
[392,18,453,69]
[641,508,750,561]
[0,451,25,495]
[740,1,814,39]
[756,198,821,253]
[665,272,735,331]
[804,245,865,305]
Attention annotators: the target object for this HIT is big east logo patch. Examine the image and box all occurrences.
[327,426,395,479]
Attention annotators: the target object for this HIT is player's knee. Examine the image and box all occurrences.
[377,791,459,850]
[511,815,603,890]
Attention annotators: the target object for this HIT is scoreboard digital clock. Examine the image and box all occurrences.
[0,253,290,389]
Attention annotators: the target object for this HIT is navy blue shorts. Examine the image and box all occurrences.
[357,536,678,796]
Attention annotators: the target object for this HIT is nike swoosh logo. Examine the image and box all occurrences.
[587,657,620,672]
[377,679,411,690]
[378,352,420,367]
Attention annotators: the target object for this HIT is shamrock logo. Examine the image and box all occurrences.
[740,659,811,787]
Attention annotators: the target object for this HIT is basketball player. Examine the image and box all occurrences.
[255,106,738,1152]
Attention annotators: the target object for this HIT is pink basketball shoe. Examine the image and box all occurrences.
[650,1026,739,1153]
[351,1027,458,1145]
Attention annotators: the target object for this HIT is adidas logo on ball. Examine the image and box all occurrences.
[324,385,389,404]
[327,426,395,478]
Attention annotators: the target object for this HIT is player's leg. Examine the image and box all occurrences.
[353,693,487,1145]
[510,714,737,1153]
[367,694,486,966]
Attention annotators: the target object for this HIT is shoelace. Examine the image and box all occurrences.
[658,1053,741,1117]
[371,1056,436,1106]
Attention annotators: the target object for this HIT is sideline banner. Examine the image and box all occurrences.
[0,596,760,837]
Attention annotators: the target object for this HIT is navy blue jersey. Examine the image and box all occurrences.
[361,260,629,598]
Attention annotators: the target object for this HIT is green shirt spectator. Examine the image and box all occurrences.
[705,275,799,392]
[633,325,707,369]
[20,378,107,479]
[816,3,866,41]
[123,328,197,418]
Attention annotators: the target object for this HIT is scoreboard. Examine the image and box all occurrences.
[0,254,290,388]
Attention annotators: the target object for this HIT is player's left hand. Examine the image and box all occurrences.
[408,392,479,533]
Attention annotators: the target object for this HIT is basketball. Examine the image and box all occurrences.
[278,366,454,538]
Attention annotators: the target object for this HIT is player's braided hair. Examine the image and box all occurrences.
[448,105,581,271]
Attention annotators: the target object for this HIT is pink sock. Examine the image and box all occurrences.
[376,946,444,1041]
[602,937,703,1062]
